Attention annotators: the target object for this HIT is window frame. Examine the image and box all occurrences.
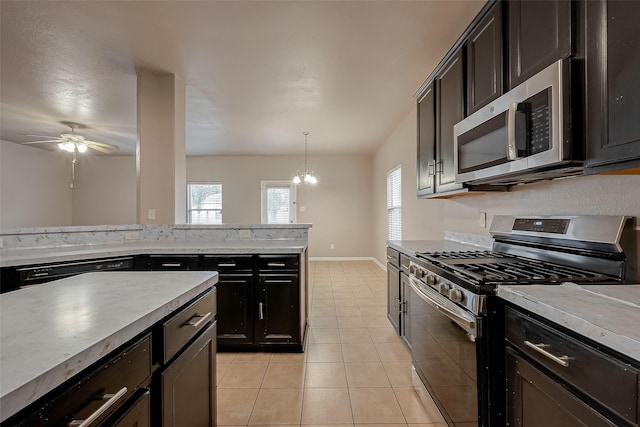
[186,182,223,224]
[387,165,402,241]
[261,180,297,224]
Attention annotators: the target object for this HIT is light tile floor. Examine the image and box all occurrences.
[217,260,447,426]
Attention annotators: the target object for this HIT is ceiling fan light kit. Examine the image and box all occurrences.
[292,131,318,185]
[21,121,119,154]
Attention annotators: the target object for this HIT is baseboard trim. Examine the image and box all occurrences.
[309,256,386,271]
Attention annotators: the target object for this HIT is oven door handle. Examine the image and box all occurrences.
[408,276,478,338]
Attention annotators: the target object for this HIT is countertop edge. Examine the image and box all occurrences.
[0,242,308,267]
[0,273,219,423]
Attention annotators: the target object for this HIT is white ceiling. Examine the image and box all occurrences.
[0,1,485,156]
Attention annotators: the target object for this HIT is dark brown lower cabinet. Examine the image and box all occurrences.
[257,274,300,347]
[506,349,617,427]
[161,321,216,427]
[216,274,254,348]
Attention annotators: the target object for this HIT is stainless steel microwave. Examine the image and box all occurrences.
[454,60,583,186]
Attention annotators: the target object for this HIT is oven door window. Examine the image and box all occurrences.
[410,285,479,426]
[457,113,509,174]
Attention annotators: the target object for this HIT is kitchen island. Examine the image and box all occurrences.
[0,271,218,425]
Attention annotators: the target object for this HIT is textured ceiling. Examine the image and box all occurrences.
[0,1,485,156]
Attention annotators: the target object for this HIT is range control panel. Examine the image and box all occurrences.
[513,218,570,234]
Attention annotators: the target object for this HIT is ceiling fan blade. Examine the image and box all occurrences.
[22,140,62,144]
[88,145,114,154]
[24,134,61,139]
[85,140,120,150]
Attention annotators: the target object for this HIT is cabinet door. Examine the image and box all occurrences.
[161,322,216,427]
[216,274,254,350]
[585,0,640,172]
[467,1,503,114]
[506,349,617,427]
[507,0,571,89]
[386,263,401,334]
[400,273,411,350]
[257,275,300,347]
[417,81,436,197]
[436,49,465,193]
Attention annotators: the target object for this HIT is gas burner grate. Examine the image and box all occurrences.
[416,250,613,286]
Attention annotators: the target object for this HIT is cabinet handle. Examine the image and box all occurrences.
[217,263,237,267]
[399,300,407,314]
[185,312,212,329]
[427,162,435,177]
[267,262,286,267]
[434,161,443,174]
[161,263,182,268]
[259,302,264,320]
[68,387,128,427]
[524,340,570,367]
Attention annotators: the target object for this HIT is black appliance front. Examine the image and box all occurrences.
[410,285,504,427]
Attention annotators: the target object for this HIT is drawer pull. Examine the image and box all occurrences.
[218,262,237,267]
[259,302,264,320]
[185,312,212,329]
[161,263,182,268]
[267,262,286,267]
[69,386,128,427]
[524,340,570,367]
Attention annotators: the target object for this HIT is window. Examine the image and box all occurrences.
[187,183,222,224]
[261,181,296,224]
[387,166,401,240]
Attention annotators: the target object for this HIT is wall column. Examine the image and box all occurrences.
[136,70,186,224]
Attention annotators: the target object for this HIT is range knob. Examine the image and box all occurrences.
[425,274,435,286]
[438,282,451,295]
[448,288,464,303]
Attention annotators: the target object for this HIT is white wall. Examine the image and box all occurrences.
[0,140,72,229]
[73,156,137,225]
[187,155,373,258]
[372,107,640,264]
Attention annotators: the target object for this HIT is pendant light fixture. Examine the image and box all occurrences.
[292,131,318,185]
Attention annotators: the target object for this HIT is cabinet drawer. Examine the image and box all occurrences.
[12,334,152,427]
[163,289,216,363]
[201,255,253,272]
[257,255,299,271]
[399,253,411,274]
[506,307,639,425]
[147,255,199,271]
[386,247,400,266]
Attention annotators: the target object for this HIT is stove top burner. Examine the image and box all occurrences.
[416,250,616,287]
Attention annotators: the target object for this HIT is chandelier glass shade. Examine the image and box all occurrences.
[292,132,318,185]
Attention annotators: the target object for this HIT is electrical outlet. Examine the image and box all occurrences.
[330,243,335,250]
[124,231,139,241]
[239,229,251,238]
[299,206,306,212]
[147,209,156,220]
[479,212,487,228]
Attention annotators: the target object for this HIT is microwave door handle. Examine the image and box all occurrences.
[507,102,520,160]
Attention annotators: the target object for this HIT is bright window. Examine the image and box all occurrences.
[261,181,296,224]
[387,166,401,240]
[187,183,222,224]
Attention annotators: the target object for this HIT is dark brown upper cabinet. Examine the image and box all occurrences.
[466,1,504,115]
[436,49,465,194]
[585,0,640,173]
[507,0,572,89]
[417,81,436,197]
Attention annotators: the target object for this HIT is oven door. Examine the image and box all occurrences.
[454,59,567,185]
[408,276,481,427]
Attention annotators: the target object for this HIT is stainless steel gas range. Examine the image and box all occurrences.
[408,215,638,427]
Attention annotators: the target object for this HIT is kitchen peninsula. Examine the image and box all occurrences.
[0,271,218,426]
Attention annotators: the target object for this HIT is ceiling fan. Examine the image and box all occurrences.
[21,121,119,154]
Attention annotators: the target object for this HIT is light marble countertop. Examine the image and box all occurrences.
[0,271,218,422]
[387,239,491,258]
[0,240,308,267]
[497,283,640,362]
